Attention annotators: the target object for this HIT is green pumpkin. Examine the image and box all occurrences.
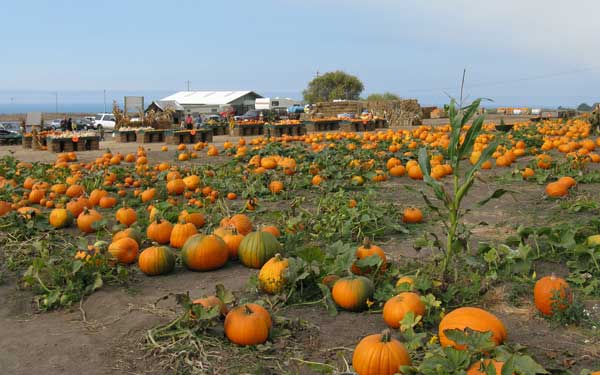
[138,246,176,276]
[238,231,281,269]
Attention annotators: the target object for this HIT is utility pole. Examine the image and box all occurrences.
[103,89,107,112]
[55,92,58,113]
[186,80,191,91]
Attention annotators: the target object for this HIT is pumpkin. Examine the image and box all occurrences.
[262,225,281,237]
[557,176,577,189]
[65,184,84,198]
[77,208,103,233]
[221,214,253,235]
[352,329,411,375]
[258,254,289,294]
[88,189,108,206]
[49,208,73,228]
[352,239,387,274]
[222,233,244,259]
[238,231,281,269]
[147,219,173,244]
[268,180,284,194]
[179,210,205,228]
[98,195,117,209]
[439,307,507,349]
[115,207,137,227]
[66,197,89,217]
[140,188,156,203]
[213,226,233,239]
[322,274,340,290]
[382,292,425,328]
[331,276,374,312]
[138,246,175,275]
[167,178,186,195]
[224,304,271,346]
[192,296,229,316]
[545,182,568,197]
[467,360,507,375]
[183,175,200,190]
[17,206,41,220]
[395,276,415,290]
[0,200,11,216]
[181,234,229,271]
[28,189,45,204]
[170,222,198,249]
[108,237,139,264]
[534,275,572,316]
[113,228,143,246]
[402,207,423,223]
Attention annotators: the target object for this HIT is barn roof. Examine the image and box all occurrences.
[160,91,262,105]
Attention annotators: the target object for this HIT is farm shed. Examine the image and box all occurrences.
[145,100,185,124]
[159,91,263,116]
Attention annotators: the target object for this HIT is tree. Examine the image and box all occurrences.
[577,102,592,112]
[303,71,364,103]
[366,92,400,101]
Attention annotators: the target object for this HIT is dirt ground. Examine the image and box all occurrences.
[0,135,599,374]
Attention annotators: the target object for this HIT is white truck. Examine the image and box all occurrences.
[93,113,116,130]
[255,98,301,112]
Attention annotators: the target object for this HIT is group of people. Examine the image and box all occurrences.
[60,117,74,132]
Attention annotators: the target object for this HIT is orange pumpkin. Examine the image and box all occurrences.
[331,276,374,312]
[192,296,229,316]
[147,219,173,244]
[98,195,117,209]
[108,237,139,264]
[181,234,229,271]
[438,307,507,349]
[533,275,572,316]
[167,178,186,195]
[170,222,198,249]
[115,207,137,227]
[138,246,175,275]
[224,304,271,346]
[352,329,411,375]
[382,292,425,329]
[77,208,103,233]
[221,214,253,235]
[402,207,423,223]
[467,360,507,375]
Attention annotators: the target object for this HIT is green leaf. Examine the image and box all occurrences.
[216,284,235,304]
[91,273,103,291]
[476,189,512,207]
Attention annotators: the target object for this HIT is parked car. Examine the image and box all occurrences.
[235,109,278,121]
[49,119,63,129]
[94,113,116,130]
[1,121,21,133]
[0,125,21,141]
[74,118,96,130]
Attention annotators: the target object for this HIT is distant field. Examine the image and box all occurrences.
[0,112,94,122]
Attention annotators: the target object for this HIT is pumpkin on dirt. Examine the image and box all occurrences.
[402,207,423,223]
[147,219,173,245]
[331,275,374,312]
[77,208,103,233]
[258,254,289,294]
[352,239,387,274]
[438,307,507,349]
[220,214,253,235]
[108,237,139,264]
[170,222,198,249]
[192,296,229,316]
[113,228,143,246]
[224,304,271,346]
[49,208,73,228]
[467,359,507,375]
[545,181,568,198]
[181,234,229,271]
[352,329,411,375]
[98,195,117,209]
[533,275,572,316]
[138,246,175,275]
[115,207,137,227]
[382,292,425,329]
[167,178,186,195]
[238,231,281,269]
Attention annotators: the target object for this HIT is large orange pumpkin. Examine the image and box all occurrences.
[382,292,425,329]
[167,178,186,195]
[221,214,253,235]
[352,329,411,375]
[49,208,73,228]
[108,237,139,264]
[147,219,173,244]
[224,304,271,346]
[533,275,572,316]
[138,246,175,275]
[438,307,507,349]
[331,276,374,312]
[353,239,387,274]
[115,207,137,227]
[181,234,229,271]
[178,210,205,228]
[77,208,103,233]
[170,222,198,249]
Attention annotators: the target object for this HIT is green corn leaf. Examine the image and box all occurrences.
[458,113,486,158]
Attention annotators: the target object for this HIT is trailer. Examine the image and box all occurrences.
[255,98,301,111]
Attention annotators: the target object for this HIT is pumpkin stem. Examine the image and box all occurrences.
[362,238,371,248]
[274,253,282,261]
[243,304,253,315]
[380,329,392,342]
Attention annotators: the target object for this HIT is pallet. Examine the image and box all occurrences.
[22,136,33,148]
[47,136,100,153]
[231,125,265,137]
[166,130,213,144]
[265,125,307,137]
[339,120,377,132]
[136,130,167,144]
[207,125,228,136]
[116,131,137,143]
[303,120,340,132]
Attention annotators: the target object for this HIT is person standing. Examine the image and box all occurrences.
[67,118,74,131]
[185,114,193,130]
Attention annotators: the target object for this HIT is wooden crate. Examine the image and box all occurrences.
[266,125,307,137]
[166,130,213,144]
[117,131,137,143]
[47,136,100,153]
[22,136,32,148]
[136,130,167,144]
[231,125,265,137]
[303,120,340,132]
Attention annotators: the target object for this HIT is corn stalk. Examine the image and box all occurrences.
[417,97,500,281]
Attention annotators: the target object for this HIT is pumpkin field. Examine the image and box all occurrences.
[1,100,600,375]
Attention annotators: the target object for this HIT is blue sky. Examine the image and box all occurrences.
[1,0,599,108]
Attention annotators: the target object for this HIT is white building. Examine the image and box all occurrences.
[255,97,301,111]
[159,91,263,116]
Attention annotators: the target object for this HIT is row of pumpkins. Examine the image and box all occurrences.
[48,202,579,374]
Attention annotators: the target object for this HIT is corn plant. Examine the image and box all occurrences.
[417,98,501,281]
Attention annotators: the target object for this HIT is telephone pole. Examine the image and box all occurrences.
[103,89,107,112]
[55,92,58,113]
[186,80,191,91]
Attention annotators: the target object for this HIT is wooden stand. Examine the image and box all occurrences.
[207,125,228,136]
[265,125,307,137]
[22,135,33,148]
[303,120,340,132]
[48,136,100,153]
[166,129,213,144]
[136,130,168,144]
[339,120,377,132]
[116,131,137,143]
[231,125,265,137]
